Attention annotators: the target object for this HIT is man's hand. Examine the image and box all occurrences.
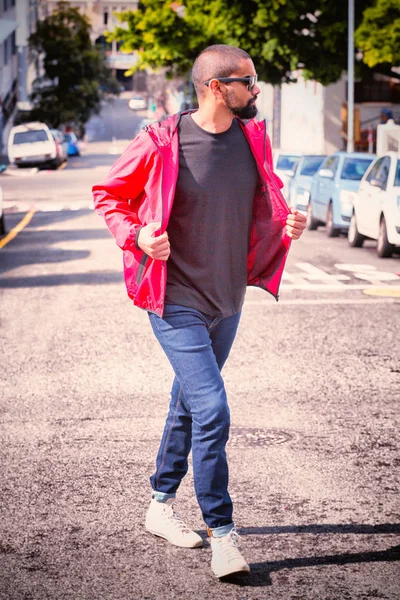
[137,222,170,260]
[286,208,307,240]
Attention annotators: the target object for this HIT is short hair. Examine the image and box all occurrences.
[192,45,252,98]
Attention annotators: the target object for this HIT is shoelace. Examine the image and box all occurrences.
[160,504,191,533]
[217,529,243,560]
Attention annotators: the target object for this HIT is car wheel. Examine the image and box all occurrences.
[0,213,6,236]
[306,200,318,230]
[326,203,340,237]
[348,212,364,247]
[377,217,394,258]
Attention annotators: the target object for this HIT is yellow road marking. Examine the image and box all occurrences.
[58,161,67,170]
[0,209,36,249]
[363,287,400,298]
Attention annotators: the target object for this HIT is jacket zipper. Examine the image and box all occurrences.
[134,128,167,292]
[135,252,149,285]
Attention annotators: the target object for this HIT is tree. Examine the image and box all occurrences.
[111,0,375,86]
[28,1,119,134]
[355,0,400,69]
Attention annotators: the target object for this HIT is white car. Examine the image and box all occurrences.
[8,122,66,169]
[128,95,147,111]
[348,152,400,257]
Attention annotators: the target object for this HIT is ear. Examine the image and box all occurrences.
[208,79,224,99]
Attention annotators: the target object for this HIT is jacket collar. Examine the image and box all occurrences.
[145,110,266,148]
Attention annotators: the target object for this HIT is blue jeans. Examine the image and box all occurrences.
[148,304,242,532]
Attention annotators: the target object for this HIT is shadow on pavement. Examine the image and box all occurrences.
[240,523,400,535]
[236,545,400,588]
[0,271,122,288]
[221,524,400,587]
[1,210,117,279]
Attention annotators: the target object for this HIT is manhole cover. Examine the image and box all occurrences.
[229,427,293,448]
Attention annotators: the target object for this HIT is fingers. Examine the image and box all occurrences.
[138,222,171,260]
[286,210,306,240]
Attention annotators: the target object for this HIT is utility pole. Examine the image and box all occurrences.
[347,0,355,153]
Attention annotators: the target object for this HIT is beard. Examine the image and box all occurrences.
[223,89,258,119]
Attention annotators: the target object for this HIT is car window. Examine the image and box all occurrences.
[375,157,391,190]
[340,158,373,181]
[321,155,340,175]
[395,160,400,187]
[300,156,325,176]
[13,130,50,144]
[366,157,384,182]
[276,155,300,170]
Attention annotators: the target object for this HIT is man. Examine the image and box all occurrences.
[93,44,306,579]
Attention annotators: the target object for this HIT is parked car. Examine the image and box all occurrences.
[273,150,302,199]
[128,95,147,111]
[0,182,5,236]
[8,122,66,169]
[287,154,326,209]
[307,151,375,237]
[64,131,80,156]
[49,129,68,163]
[348,152,400,257]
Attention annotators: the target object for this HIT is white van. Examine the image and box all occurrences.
[8,122,66,168]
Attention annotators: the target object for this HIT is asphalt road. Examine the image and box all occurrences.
[0,126,399,599]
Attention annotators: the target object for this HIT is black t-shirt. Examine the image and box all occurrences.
[165,114,259,317]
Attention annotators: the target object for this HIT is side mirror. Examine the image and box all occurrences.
[319,168,334,179]
[370,178,384,190]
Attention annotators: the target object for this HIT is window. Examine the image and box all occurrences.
[104,11,108,25]
[3,38,9,65]
[276,155,300,171]
[395,160,400,187]
[300,156,326,177]
[4,0,8,11]
[340,158,374,181]
[13,130,50,144]
[366,158,384,183]
[11,31,16,55]
[375,157,391,190]
[321,156,340,176]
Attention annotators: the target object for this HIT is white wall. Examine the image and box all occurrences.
[280,75,325,153]
[256,80,274,138]
[323,77,346,154]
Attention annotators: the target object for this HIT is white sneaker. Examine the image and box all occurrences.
[145,498,203,548]
[210,528,250,578]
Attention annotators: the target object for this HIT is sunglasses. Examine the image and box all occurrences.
[204,74,258,92]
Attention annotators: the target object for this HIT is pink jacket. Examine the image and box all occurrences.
[92,111,291,316]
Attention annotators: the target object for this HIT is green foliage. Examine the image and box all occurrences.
[29,1,120,132]
[355,0,400,68]
[111,0,375,86]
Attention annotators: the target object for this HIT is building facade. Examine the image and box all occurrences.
[0,0,40,153]
[40,0,140,89]
[257,71,400,155]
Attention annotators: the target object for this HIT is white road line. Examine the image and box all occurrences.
[280,283,400,291]
[295,262,350,283]
[245,298,399,306]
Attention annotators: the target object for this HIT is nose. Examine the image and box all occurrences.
[252,83,261,96]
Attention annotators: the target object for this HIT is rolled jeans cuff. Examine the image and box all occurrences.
[209,522,235,538]
[151,491,176,503]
